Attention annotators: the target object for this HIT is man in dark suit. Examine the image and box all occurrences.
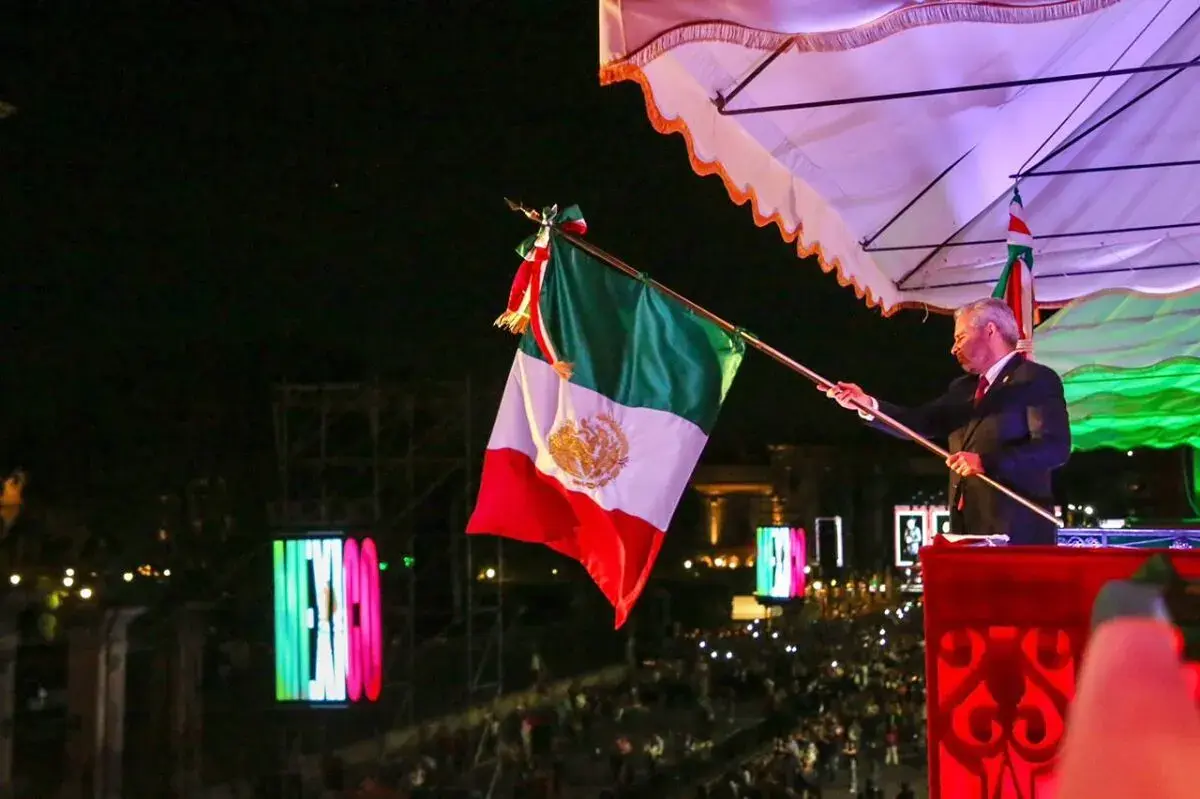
[826,298,1070,545]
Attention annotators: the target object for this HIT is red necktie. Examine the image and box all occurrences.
[973,376,990,406]
[958,376,992,510]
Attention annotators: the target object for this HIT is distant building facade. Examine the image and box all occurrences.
[690,442,946,568]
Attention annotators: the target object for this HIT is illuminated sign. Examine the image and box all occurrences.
[755,526,806,599]
[894,506,932,567]
[273,535,383,704]
[917,504,1065,556]
[731,595,782,621]
[931,507,951,539]
[814,516,844,568]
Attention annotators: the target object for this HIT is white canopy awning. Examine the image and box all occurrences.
[600,0,1200,314]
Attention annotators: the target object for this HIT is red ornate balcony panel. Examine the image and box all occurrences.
[920,546,1200,799]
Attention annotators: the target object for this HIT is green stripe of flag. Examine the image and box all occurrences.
[518,236,743,433]
[992,245,1033,300]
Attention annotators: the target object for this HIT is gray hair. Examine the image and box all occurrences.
[955,298,1020,346]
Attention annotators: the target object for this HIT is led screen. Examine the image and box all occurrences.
[923,504,1063,548]
[814,516,844,569]
[894,506,931,567]
[273,535,383,704]
[930,507,952,539]
[731,595,782,621]
[755,526,806,599]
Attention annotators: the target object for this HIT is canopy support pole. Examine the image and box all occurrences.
[866,220,1200,254]
[1012,158,1200,179]
[715,40,793,111]
[504,199,1063,529]
[1016,54,1200,178]
[718,59,1200,115]
[861,150,975,248]
[890,53,1199,287]
[908,260,1198,292]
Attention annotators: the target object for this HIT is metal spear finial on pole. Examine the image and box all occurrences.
[504,198,542,224]
[504,198,1063,529]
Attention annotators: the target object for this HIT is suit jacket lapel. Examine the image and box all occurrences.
[960,354,1025,452]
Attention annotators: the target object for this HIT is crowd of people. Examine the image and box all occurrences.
[308,589,929,799]
[704,601,926,798]
[3,581,928,799]
[348,647,775,798]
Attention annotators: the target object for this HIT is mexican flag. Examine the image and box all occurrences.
[468,228,744,628]
[992,188,1036,348]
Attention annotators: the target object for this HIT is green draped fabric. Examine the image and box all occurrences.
[1036,290,1200,451]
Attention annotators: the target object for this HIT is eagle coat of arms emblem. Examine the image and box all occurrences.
[547,413,630,489]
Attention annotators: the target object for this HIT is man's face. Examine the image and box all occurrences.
[951,312,994,374]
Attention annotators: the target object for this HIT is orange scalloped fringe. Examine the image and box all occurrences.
[600,62,954,317]
[598,1,1123,317]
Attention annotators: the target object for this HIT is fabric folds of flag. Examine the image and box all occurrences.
[468,233,745,628]
[992,188,1036,349]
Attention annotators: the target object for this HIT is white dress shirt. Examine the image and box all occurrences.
[979,350,1019,395]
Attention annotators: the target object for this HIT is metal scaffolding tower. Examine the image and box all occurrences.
[270,377,504,731]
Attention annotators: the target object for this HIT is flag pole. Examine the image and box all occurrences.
[505,199,1062,529]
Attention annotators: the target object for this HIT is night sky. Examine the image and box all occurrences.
[1,4,965,520]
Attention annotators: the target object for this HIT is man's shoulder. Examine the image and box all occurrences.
[1015,357,1065,385]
